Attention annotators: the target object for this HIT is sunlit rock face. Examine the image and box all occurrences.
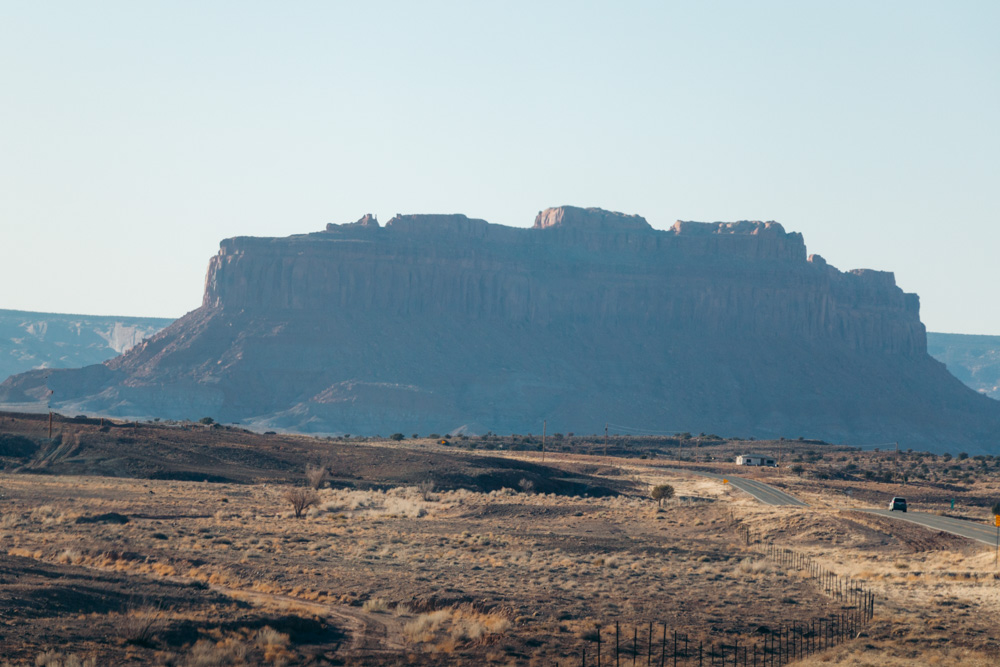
[4,206,998,452]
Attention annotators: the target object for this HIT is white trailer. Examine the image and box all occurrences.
[736,454,777,467]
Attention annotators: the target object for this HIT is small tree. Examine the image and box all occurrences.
[991,501,1000,518]
[651,484,675,506]
[389,433,405,441]
[198,417,214,425]
[305,464,328,490]
[285,488,319,519]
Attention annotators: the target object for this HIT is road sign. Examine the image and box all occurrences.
[994,514,1000,527]
[722,479,729,484]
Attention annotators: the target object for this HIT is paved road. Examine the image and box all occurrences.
[862,509,999,547]
[670,469,998,546]
[668,469,808,506]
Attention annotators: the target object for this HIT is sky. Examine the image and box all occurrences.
[1,2,998,334]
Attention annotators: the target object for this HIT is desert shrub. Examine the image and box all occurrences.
[0,433,39,458]
[650,484,674,506]
[56,549,82,565]
[404,605,512,645]
[419,480,435,501]
[362,597,390,613]
[284,488,320,519]
[254,626,290,662]
[33,652,96,667]
[518,478,535,494]
[31,505,66,524]
[735,557,771,576]
[305,464,328,490]
[183,637,250,666]
[389,433,405,441]
[121,601,164,646]
[198,417,214,425]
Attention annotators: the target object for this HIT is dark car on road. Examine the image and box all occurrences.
[889,497,907,512]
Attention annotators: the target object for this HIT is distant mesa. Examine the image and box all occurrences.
[2,205,998,452]
[0,310,172,385]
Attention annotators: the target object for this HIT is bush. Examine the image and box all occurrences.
[198,417,214,425]
[284,488,320,519]
[651,484,674,506]
[305,464,328,490]
[0,434,38,458]
[121,600,164,646]
[389,433,405,441]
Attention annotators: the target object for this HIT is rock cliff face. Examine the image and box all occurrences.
[4,206,998,451]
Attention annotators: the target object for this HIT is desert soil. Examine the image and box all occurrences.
[2,415,1000,665]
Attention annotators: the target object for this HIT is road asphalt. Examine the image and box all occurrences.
[669,468,808,506]
[672,468,999,547]
[861,508,999,547]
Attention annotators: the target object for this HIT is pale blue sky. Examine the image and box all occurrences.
[2,2,998,333]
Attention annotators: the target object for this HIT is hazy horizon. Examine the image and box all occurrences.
[2,2,998,333]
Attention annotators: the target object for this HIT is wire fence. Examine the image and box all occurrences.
[567,513,875,666]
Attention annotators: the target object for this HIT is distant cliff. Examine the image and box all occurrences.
[0,310,172,385]
[927,333,1000,400]
[3,207,998,452]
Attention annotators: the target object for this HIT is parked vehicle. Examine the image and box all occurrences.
[735,454,777,467]
[888,497,907,512]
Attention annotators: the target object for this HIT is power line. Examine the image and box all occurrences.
[604,422,687,437]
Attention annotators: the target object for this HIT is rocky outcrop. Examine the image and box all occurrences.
[533,206,652,232]
[4,206,999,452]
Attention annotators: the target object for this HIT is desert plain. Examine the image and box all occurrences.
[1,414,999,665]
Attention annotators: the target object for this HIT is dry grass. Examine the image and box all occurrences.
[1,444,998,664]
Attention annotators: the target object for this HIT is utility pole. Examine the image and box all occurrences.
[604,423,609,457]
[47,388,54,440]
[541,420,546,462]
[896,442,901,485]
